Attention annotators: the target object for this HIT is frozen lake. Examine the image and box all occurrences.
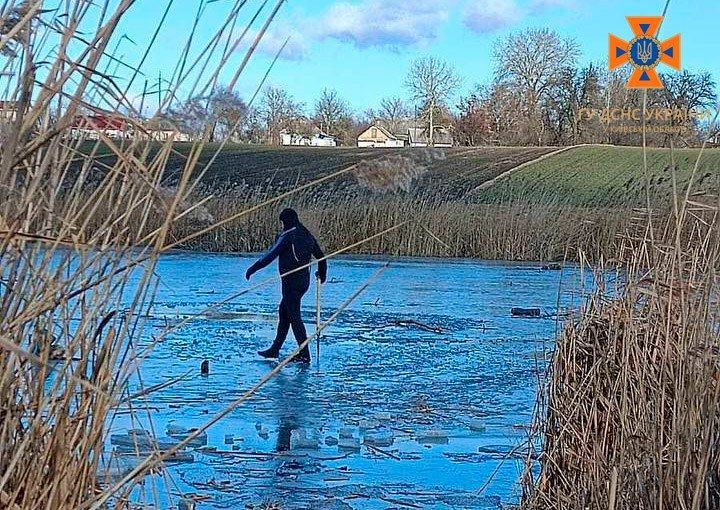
[113,253,582,509]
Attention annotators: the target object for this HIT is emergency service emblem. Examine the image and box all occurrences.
[608,16,680,89]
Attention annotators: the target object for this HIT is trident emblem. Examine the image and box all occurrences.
[636,40,653,64]
[608,16,681,89]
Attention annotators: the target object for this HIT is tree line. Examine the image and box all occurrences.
[163,27,718,147]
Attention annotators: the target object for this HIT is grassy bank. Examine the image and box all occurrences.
[82,143,556,198]
[477,145,720,206]
[128,144,718,261]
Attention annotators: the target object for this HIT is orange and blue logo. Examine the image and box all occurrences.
[609,16,680,89]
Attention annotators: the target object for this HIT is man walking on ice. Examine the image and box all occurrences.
[245,208,327,362]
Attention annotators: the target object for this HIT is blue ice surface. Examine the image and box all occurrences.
[112,252,590,509]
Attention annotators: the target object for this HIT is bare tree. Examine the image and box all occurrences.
[545,63,602,144]
[166,87,248,141]
[661,70,716,110]
[209,87,248,141]
[313,88,349,137]
[378,97,410,134]
[455,88,491,146]
[660,70,717,145]
[404,56,460,146]
[493,28,579,144]
[260,86,304,144]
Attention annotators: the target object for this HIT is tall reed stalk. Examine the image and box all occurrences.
[521,105,720,510]
[0,1,292,507]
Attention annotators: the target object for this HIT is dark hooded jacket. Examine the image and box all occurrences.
[247,208,327,290]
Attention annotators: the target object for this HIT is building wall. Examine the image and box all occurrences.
[358,139,404,148]
[357,126,405,147]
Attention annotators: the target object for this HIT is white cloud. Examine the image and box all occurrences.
[316,0,453,49]
[255,0,576,60]
[256,27,309,61]
[463,0,523,34]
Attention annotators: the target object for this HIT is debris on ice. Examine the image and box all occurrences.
[363,431,394,447]
[290,428,320,450]
[337,436,361,451]
[416,429,449,444]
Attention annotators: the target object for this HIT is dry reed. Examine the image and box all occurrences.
[521,106,720,510]
[0,1,304,508]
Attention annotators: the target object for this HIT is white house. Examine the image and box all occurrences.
[357,125,405,148]
[69,112,130,140]
[280,131,310,146]
[309,132,337,147]
[281,129,337,147]
[0,101,20,122]
[142,118,193,142]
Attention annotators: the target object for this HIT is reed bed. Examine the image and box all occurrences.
[0,0,295,508]
[521,178,720,507]
[186,191,629,261]
[75,183,632,262]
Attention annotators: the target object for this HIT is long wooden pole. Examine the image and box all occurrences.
[315,276,321,361]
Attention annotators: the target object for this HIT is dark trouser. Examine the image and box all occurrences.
[269,276,310,359]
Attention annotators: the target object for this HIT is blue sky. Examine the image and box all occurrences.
[113,0,720,114]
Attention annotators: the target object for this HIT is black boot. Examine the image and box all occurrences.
[291,345,311,363]
[258,348,279,359]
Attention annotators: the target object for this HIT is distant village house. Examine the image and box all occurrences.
[0,101,20,122]
[141,118,193,142]
[280,129,337,147]
[357,124,454,148]
[70,111,129,140]
[356,125,405,148]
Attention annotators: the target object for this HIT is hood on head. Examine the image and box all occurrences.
[279,208,300,231]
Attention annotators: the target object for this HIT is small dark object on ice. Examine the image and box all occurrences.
[379,319,443,334]
[200,360,209,376]
[511,307,541,318]
[542,263,562,270]
[178,497,196,510]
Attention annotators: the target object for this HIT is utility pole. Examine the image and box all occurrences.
[140,79,148,118]
[158,71,162,113]
[429,98,434,147]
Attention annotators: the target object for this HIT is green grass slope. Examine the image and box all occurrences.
[476,146,720,207]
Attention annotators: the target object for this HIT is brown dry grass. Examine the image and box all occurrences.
[521,103,720,507]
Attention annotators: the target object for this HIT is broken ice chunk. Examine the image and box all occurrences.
[363,431,394,447]
[358,419,380,430]
[339,427,355,439]
[165,425,208,447]
[417,429,449,444]
[467,419,486,432]
[290,429,320,450]
[337,436,361,451]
